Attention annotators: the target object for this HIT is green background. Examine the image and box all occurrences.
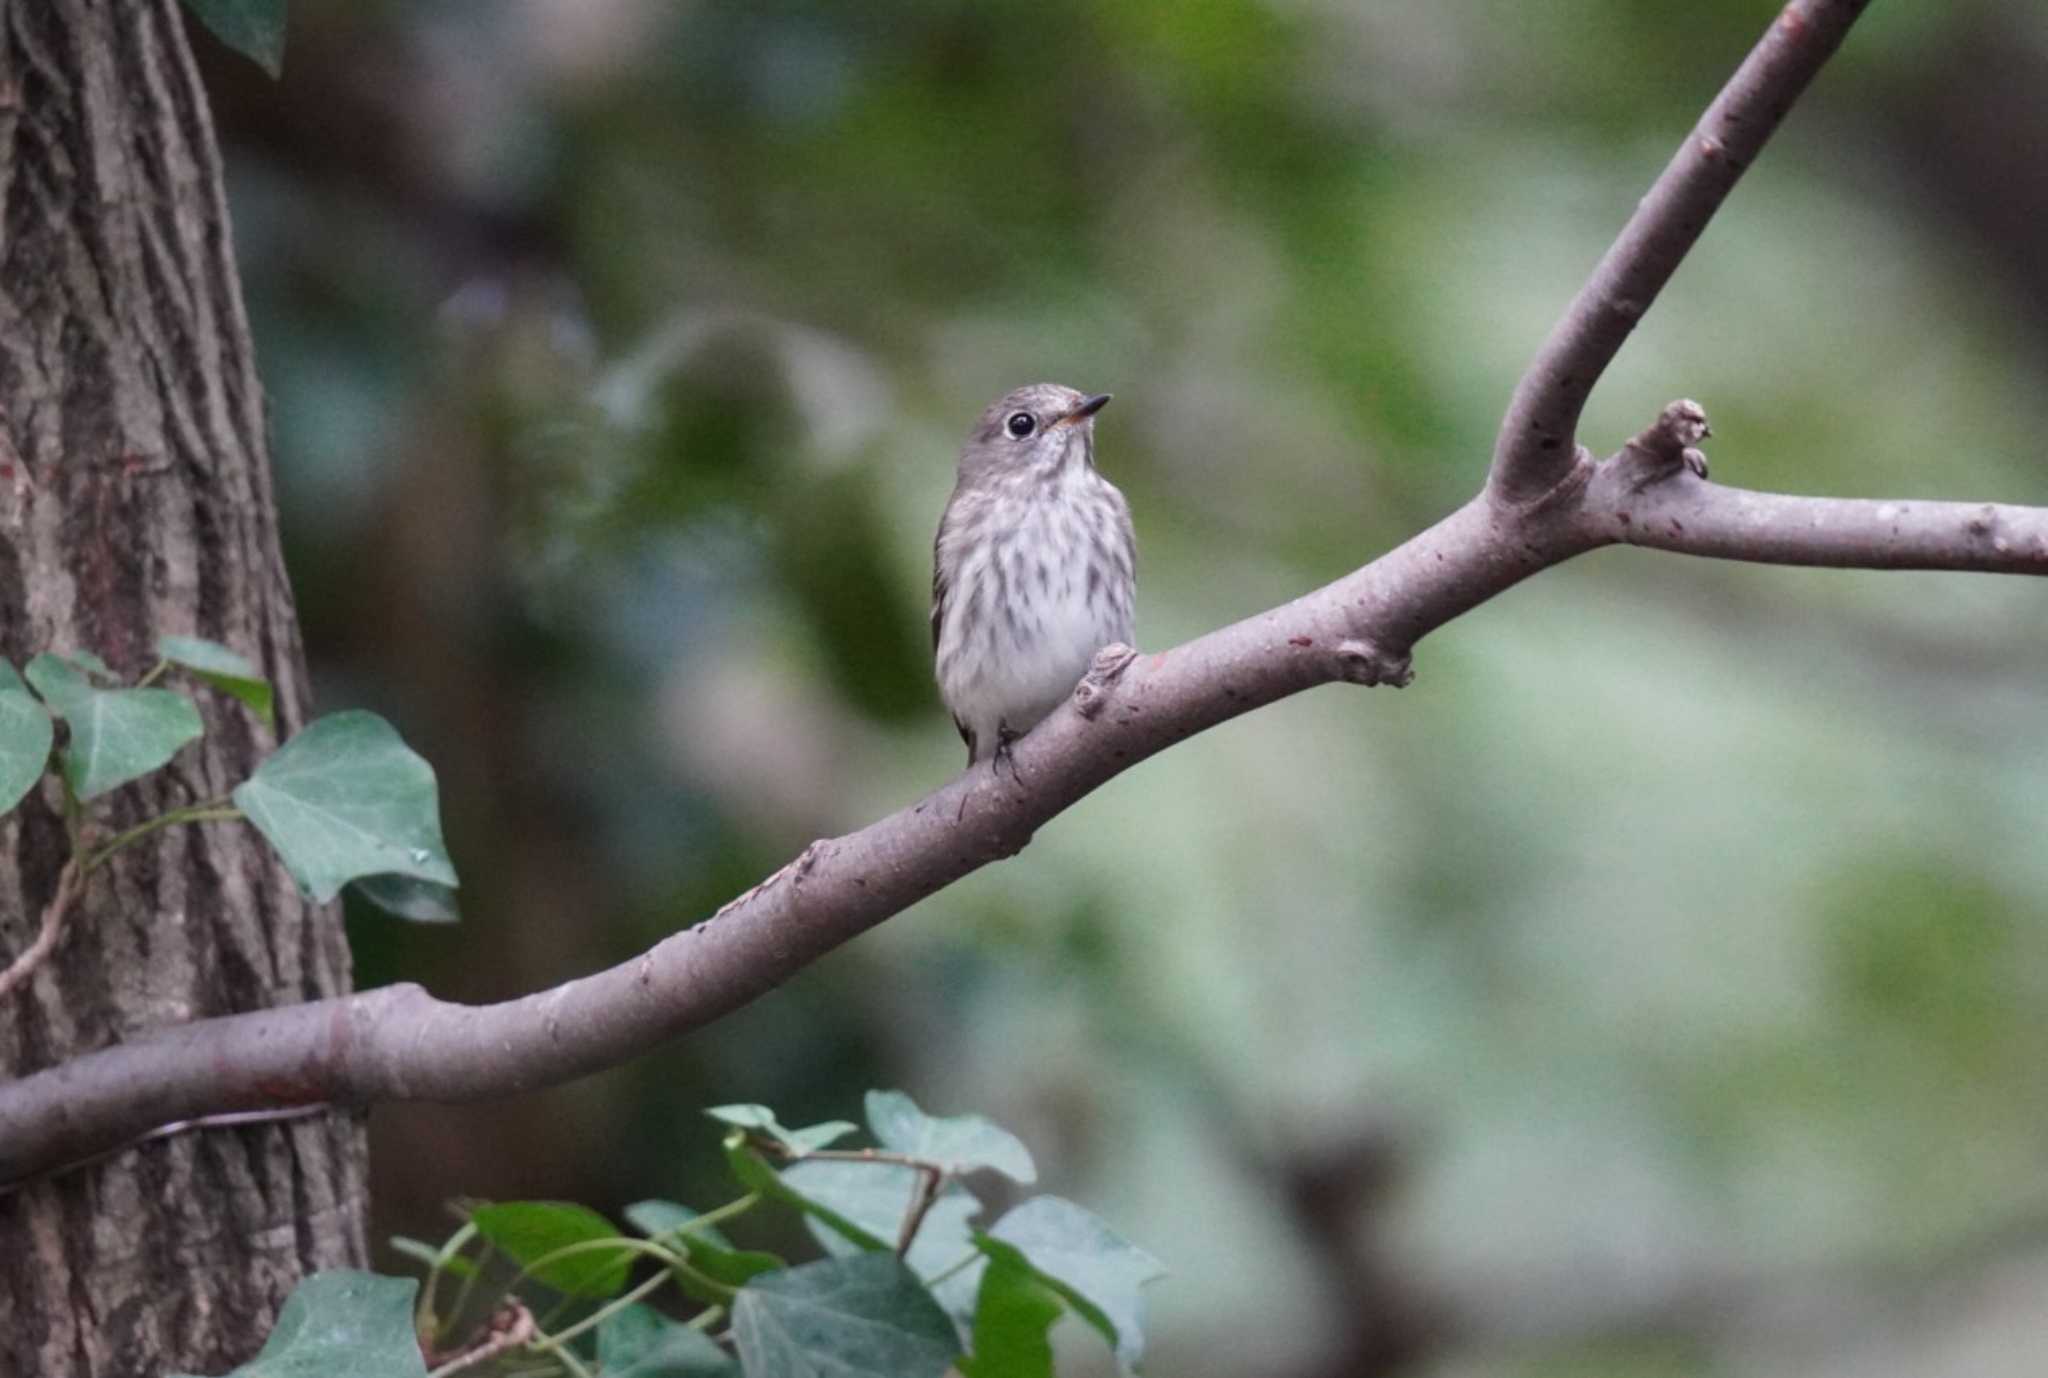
[198,2,2048,1373]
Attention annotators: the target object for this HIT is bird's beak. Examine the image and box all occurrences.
[1056,394,1112,427]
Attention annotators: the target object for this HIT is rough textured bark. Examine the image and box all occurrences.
[0,3,366,1375]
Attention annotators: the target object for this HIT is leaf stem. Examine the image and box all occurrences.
[83,802,241,873]
[546,1341,594,1378]
[896,1165,947,1256]
[133,658,169,690]
[418,1221,481,1339]
[446,1239,497,1341]
[756,1140,948,1174]
[497,1235,693,1302]
[58,776,83,854]
[669,1191,760,1237]
[534,1267,674,1351]
[923,1248,982,1290]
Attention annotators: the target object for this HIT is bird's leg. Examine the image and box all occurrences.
[992,722,1026,785]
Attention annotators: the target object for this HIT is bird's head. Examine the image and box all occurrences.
[958,383,1111,480]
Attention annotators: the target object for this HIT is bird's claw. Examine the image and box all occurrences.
[992,725,1026,785]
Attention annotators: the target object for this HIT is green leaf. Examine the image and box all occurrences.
[958,1240,1062,1378]
[170,1270,425,1377]
[788,1120,862,1153]
[704,1103,859,1157]
[623,1199,780,1303]
[0,661,52,816]
[732,1254,959,1378]
[679,1239,784,1301]
[24,657,92,712]
[625,1199,738,1250]
[180,0,287,77]
[723,1136,891,1253]
[596,1304,738,1377]
[984,1198,1165,1371]
[60,649,115,680]
[468,1201,634,1299]
[784,1160,982,1288]
[865,1090,1036,1183]
[25,654,203,801]
[159,634,275,726]
[350,873,461,923]
[232,711,457,903]
[706,1103,782,1132]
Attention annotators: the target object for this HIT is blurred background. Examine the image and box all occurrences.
[192,1,2048,1374]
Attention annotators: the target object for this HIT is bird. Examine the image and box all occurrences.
[932,383,1136,771]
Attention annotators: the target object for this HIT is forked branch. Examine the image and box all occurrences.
[1489,0,1872,504]
[10,0,2036,1190]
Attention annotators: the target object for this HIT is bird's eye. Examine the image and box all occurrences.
[1005,411,1036,439]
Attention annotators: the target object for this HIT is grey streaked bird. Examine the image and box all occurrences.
[932,383,1136,769]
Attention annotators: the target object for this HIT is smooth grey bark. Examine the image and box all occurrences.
[17,0,2048,1195]
[0,3,365,1376]
[1489,0,1870,504]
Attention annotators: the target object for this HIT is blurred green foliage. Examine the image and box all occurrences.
[193,1,2048,1374]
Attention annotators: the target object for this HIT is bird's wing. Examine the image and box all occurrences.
[930,532,950,657]
[932,498,976,758]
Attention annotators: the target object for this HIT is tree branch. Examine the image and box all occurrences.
[0,0,1979,1189]
[1577,399,2048,571]
[0,492,1571,1185]
[1489,0,1870,504]
[8,437,2048,1184]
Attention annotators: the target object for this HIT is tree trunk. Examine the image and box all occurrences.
[0,3,366,1374]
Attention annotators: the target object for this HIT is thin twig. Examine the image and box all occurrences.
[754,1137,950,1254]
[757,1142,942,1172]
[426,1302,537,1378]
[896,1166,947,1257]
[0,859,85,1002]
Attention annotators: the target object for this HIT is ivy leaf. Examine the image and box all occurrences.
[706,1103,784,1133]
[159,634,275,726]
[468,1201,634,1299]
[704,1103,859,1157]
[0,661,52,816]
[350,873,461,924]
[232,711,457,903]
[596,1303,738,1377]
[865,1090,1036,1183]
[60,649,116,680]
[983,1197,1165,1371]
[784,1159,983,1313]
[625,1199,738,1251]
[957,1240,1062,1378]
[788,1120,862,1154]
[25,654,203,801]
[732,1254,958,1378]
[722,1137,890,1253]
[180,0,287,77]
[170,1270,425,1377]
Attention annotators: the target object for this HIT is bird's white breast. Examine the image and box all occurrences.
[936,466,1134,750]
